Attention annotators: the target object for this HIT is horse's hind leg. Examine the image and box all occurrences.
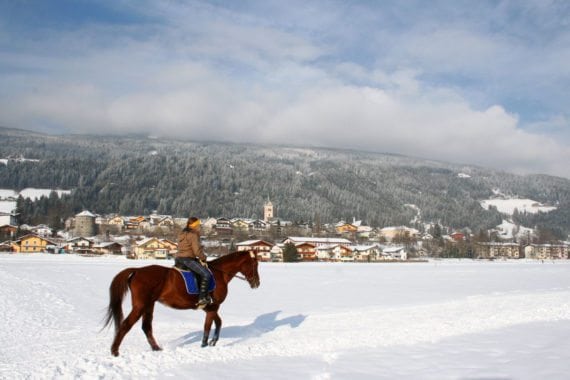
[111,306,144,356]
[142,302,162,351]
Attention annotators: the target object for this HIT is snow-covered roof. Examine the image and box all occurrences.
[94,242,123,248]
[380,226,418,233]
[352,244,380,251]
[286,237,352,244]
[236,240,273,246]
[76,210,96,217]
[136,237,157,246]
[382,246,406,253]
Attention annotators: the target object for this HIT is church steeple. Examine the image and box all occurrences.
[263,199,274,222]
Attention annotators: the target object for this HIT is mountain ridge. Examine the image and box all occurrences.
[1,127,569,237]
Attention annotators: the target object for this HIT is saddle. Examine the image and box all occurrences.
[174,267,216,295]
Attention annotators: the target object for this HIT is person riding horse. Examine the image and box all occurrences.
[175,217,212,307]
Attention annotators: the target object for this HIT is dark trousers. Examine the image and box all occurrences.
[176,257,211,282]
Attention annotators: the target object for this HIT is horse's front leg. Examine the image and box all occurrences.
[209,312,222,346]
[201,311,215,347]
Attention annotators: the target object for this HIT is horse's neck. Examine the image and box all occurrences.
[214,256,243,279]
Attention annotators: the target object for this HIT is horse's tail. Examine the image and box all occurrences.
[102,268,137,333]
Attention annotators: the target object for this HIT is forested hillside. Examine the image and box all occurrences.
[1,127,569,236]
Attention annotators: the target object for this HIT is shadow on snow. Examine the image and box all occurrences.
[174,310,306,347]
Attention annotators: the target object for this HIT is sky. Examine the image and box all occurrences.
[1,0,569,178]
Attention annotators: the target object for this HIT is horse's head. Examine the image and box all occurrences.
[240,251,260,289]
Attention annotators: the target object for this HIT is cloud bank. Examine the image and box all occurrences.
[0,0,569,177]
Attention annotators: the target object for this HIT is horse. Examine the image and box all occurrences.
[103,250,260,356]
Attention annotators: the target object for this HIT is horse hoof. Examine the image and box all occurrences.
[111,350,119,357]
[209,340,217,347]
[152,346,163,352]
[201,342,208,348]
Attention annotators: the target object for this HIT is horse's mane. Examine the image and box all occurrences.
[209,250,250,266]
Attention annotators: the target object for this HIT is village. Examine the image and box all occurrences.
[1,199,568,262]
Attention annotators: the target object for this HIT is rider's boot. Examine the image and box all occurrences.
[197,278,212,308]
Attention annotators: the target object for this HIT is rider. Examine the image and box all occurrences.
[175,217,212,307]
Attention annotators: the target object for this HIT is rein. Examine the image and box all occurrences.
[210,253,256,282]
[213,264,249,281]
[212,266,247,281]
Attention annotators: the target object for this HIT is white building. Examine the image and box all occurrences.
[381,246,408,260]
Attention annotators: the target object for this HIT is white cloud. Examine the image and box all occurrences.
[1,0,569,178]
[259,81,570,176]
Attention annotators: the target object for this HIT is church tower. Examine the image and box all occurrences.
[263,200,274,222]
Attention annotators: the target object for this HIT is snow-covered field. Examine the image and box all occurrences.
[1,254,570,379]
[0,188,71,202]
[0,200,15,213]
[0,188,72,214]
[480,198,556,214]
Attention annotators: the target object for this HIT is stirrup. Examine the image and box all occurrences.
[197,296,212,308]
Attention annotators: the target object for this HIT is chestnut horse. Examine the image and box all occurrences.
[103,251,260,356]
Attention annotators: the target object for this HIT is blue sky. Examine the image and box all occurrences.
[1,0,569,177]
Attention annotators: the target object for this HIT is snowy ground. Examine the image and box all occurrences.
[480,198,556,214]
[1,254,570,379]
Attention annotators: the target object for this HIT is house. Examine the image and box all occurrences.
[236,239,274,261]
[201,217,218,231]
[148,213,164,226]
[283,236,353,248]
[379,226,419,242]
[316,244,354,262]
[215,218,233,235]
[524,244,568,260]
[231,219,250,230]
[295,221,311,231]
[161,239,179,258]
[356,225,374,239]
[141,220,153,231]
[352,244,381,262]
[156,216,174,228]
[475,242,520,259]
[0,240,13,252]
[67,237,94,254]
[107,216,125,228]
[295,242,317,261]
[382,246,408,260]
[449,232,466,241]
[270,244,284,262]
[13,234,58,253]
[134,237,173,259]
[30,224,53,237]
[93,242,124,255]
[248,219,269,232]
[335,222,358,235]
[126,216,146,230]
[0,224,18,238]
[0,211,17,226]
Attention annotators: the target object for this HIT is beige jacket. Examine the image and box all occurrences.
[176,229,206,261]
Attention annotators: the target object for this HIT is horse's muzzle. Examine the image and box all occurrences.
[250,278,260,289]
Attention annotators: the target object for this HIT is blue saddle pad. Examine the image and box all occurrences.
[176,268,216,295]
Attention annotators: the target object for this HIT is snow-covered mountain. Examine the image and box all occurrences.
[1,127,569,236]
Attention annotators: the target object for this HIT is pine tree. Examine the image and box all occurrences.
[282,242,299,262]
